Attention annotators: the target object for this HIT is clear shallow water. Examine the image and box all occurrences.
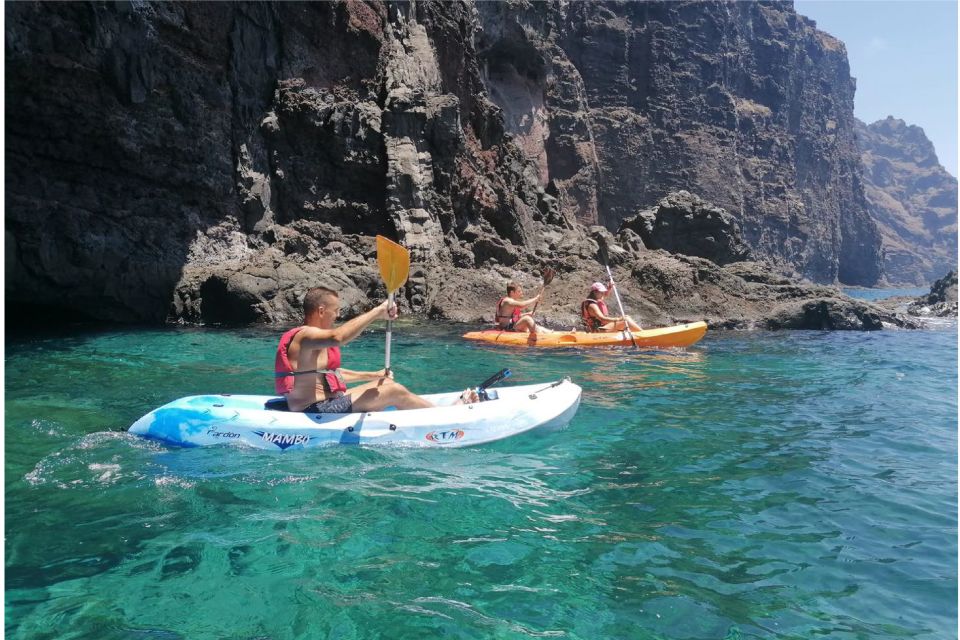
[841,287,928,302]
[5,319,957,639]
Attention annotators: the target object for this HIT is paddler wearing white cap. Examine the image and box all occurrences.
[580,281,643,333]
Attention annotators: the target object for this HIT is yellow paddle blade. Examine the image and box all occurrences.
[376,235,411,293]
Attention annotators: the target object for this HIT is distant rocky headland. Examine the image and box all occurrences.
[856,117,958,285]
[5,2,955,331]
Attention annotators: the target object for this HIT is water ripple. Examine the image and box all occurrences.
[5,323,956,639]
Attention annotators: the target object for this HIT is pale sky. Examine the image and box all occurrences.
[793,0,958,177]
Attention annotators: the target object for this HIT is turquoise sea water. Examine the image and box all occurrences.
[841,287,928,302]
[5,314,957,639]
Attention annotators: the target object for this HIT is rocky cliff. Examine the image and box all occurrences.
[474,0,882,284]
[5,1,908,331]
[6,2,580,325]
[856,117,958,285]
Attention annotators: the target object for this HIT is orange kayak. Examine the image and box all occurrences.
[462,321,708,348]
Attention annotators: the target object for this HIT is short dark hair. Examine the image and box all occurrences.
[587,290,602,300]
[506,282,520,295]
[303,287,338,316]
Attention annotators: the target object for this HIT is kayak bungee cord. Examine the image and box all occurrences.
[529,377,570,399]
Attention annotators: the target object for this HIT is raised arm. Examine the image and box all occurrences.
[503,293,541,309]
[298,301,394,350]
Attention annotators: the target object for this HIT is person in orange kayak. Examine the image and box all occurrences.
[495,282,554,334]
[581,282,643,333]
[276,287,477,412]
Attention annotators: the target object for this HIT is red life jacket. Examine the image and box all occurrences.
[495,297,522,328]
[274,327,347,395]
[581,299,609,332]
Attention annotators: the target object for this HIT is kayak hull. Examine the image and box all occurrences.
[128,380,581,449]
[462,321,708,348]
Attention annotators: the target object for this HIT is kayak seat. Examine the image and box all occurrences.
[264,397,290,412]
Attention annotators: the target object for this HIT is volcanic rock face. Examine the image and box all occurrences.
[5,1,912,332]
[856,117,958,285]
[6,1,571,324]
[617,191,752,266]
[474,0,883,284]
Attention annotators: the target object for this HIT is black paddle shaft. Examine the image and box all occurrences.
[477,368,511,401]
[529,267,556,317]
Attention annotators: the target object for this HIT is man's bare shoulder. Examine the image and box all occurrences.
[293,325,341,350]
[294,326,335,341]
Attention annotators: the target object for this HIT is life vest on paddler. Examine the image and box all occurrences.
[581,299,609,332]
[274,327,347,395]
[495,297,522,328]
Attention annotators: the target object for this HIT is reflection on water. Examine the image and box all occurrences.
[575,348,708,405]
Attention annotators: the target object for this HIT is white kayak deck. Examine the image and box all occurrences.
[129,379,582,449]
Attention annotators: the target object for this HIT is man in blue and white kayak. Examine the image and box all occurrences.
[276,287,478,413]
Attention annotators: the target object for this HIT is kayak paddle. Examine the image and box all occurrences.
[376,235,411,375]
[605,263,638,348]
[477,368,512,401]
[529,266,556,317]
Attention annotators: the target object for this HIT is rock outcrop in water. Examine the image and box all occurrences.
[856,117,958,285]
[4,1,919,331]
[907,270,958,318]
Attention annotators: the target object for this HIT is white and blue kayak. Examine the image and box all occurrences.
[128,379,581,449]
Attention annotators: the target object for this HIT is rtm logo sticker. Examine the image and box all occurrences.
[253,431,313,450]
[425,429,465,444]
